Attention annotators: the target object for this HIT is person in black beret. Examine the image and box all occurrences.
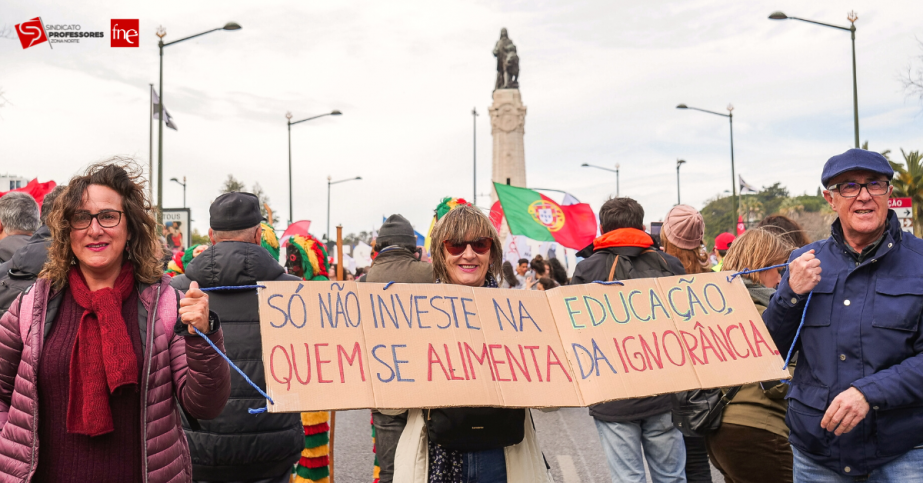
[764,148,923,480]
[171,191,304,482]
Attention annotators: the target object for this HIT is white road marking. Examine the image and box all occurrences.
[557,454,581,483]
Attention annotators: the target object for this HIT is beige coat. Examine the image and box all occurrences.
[383,409,554,483]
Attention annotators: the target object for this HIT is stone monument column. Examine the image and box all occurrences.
[489,89,527,203]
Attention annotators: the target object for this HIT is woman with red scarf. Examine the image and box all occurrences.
[0,161,231,482]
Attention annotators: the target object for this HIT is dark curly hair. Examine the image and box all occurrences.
[41,159,163,290]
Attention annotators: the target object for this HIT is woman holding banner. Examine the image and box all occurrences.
[387,204,553,483]
[704,227,795,483]
[0,161,231,482]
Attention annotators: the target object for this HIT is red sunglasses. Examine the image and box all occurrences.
[443,237,492,256]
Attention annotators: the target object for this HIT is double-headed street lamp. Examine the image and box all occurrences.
[156,22,241,222]
[676,160,686,205]
[287,110,343,225]
[769,11,860,148]
[676,103,737,218]
[327,175,362,242]
[581,163,621,197]
[170,176,186,208]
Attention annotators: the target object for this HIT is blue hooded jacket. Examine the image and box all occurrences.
[763,211,923,475]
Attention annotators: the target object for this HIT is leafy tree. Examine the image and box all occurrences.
[756,182,789,218]
[191,228,209,246]
[889,149,923,236]
[220,174,246,194]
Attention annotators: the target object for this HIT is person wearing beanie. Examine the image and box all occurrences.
[711,232,736,272]
[362,213,433,483]
[659,204,715,483]
[764,148,923,479]
[661,204,709,275]
[171,192,304,483]
[571,197,689,483]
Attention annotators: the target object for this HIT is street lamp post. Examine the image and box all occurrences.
[155,22,241,223]
[327,175,362,242]
[769,10,860,148]
[287,110,343,226]
[676,160,686,205]
[170,176,186,208]
[581,163,622,197]
[676,103,738,218]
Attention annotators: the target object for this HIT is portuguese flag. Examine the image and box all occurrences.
[493,183,597,250]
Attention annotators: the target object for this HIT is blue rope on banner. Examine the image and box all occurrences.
[383,281,395,290]
[192,326,274,413]
[780,291,813,383]
[201,284,267,292]
[726,263,789,282]
[193,284,273,414]
[592,280,625,286]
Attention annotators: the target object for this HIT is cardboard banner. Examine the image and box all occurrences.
[257,273,790,412]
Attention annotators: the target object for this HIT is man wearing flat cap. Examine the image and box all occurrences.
[764,148,923,481]
[172,192,303,483]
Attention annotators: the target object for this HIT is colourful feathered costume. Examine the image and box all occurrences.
[284,233,331,482]
[165,244,207,277]
[261,222,281,261]
[293,412,331,483]
[285,234,331,281]
[423,197,472,253]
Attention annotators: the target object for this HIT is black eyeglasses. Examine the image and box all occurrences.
[70,210,124,230]
[827,180,890,198]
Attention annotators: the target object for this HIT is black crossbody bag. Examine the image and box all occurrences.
[671,386,742,437]
[425,407,525,452]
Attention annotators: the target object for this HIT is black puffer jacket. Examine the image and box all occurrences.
[571,228,685,422]
[172,241,303,481]
[0,226,51,317]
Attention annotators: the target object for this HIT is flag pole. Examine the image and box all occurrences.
[149,84,154,201]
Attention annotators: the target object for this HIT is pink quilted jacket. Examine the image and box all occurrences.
[0,275,231,482]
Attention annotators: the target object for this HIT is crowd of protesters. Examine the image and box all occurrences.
[0,147,920,483]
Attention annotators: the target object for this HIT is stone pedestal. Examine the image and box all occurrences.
[489,89,527,203]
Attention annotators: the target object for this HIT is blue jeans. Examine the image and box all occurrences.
[461,448,507,483]
[594,412,686,483]
[793,445,923,482]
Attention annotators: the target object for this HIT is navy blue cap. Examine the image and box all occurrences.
[821,148,893,187]
[210,192,262,231]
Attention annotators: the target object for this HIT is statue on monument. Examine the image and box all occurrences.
[493,28,519,90]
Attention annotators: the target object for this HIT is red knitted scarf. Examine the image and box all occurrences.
[66,262,139,436]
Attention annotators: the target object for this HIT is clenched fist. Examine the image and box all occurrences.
[788,249,822,295]
[179,281,210,334]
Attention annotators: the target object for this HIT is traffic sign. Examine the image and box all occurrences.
[889,197,914,233]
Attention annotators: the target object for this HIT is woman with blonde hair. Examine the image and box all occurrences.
[705,227,795,483]
[386,204,552,483]
[0,161,230,482]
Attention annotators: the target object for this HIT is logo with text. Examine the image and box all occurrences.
[111,19,139,47]
[15,17,49,50]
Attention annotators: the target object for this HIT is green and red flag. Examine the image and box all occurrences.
[493,183,597,249]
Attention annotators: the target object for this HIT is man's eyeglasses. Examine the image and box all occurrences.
[70,210,124,230]
[443,237,492,256]
[827,180,890,198]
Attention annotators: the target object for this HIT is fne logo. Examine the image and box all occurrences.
[111,19,139,47]
[15,17,49,50]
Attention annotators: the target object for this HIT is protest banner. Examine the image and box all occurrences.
[257,272,790,412]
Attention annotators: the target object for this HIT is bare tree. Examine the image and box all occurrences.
[900,39,923,102]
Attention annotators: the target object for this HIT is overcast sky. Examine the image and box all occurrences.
[3,0,923,239]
